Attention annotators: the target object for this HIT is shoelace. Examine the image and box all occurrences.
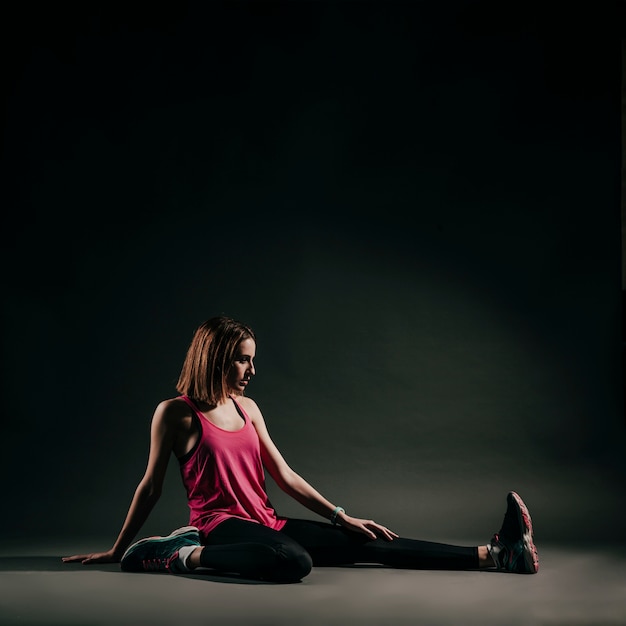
[142,558,169,571]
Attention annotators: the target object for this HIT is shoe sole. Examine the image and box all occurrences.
[509,491,539,573]
[121,525,200,562]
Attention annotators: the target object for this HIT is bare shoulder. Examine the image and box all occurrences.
[236,395,263,423]
[152,397,193,427]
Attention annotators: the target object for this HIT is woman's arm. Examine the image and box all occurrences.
[62,400,179,564]
[243,398,398,541]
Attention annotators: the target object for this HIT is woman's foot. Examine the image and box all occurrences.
[120,526,201,574]
[487,491,539,574]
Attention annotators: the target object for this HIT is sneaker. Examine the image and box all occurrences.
[120,526,201,574]
[488,491,539,574]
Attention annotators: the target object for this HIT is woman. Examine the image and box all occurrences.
[63,316,539,582]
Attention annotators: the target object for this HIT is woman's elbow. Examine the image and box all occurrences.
[280,468,303,491]
[136,479,162,501]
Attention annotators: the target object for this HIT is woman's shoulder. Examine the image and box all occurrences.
[234,395,262,419]
[152,396,194,423]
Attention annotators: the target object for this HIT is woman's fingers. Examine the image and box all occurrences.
[365,521,399,541]
[341,515,399,541]
[62,552,116,564]
[61,554,89,563]
[361,524,378,540]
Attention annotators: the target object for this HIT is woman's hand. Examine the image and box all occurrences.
[338,513,399,541]
[62,549,120,565]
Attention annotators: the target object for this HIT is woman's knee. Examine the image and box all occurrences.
[272,543,313,583]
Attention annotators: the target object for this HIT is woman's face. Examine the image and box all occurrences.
[226,337,256,394]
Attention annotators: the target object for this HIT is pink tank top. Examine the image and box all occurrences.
[178,395,286,536]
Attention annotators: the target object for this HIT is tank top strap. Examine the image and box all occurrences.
[178,394,204,419]
[228,395,249,422]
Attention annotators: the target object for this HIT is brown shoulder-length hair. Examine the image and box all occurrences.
[176,316,256,405]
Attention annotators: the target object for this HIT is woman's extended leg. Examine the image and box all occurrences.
[281,518,481,569]
[281,490,538,574]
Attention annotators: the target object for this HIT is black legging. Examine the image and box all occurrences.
[198,518,479,583]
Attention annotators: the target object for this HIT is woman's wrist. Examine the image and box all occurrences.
[111,542,130,560]
[330,506,345,525]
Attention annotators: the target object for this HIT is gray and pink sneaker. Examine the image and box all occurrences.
[120,526,200,574]
[488,491,539,574]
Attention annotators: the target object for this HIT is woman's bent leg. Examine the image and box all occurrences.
[198,518,312,583]
[282,519,479,570]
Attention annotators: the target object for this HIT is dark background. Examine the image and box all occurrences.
[1,1,624,546]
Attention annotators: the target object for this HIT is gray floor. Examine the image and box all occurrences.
[1,542,624,625]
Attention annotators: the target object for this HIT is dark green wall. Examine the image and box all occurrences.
[1,1,624,545]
